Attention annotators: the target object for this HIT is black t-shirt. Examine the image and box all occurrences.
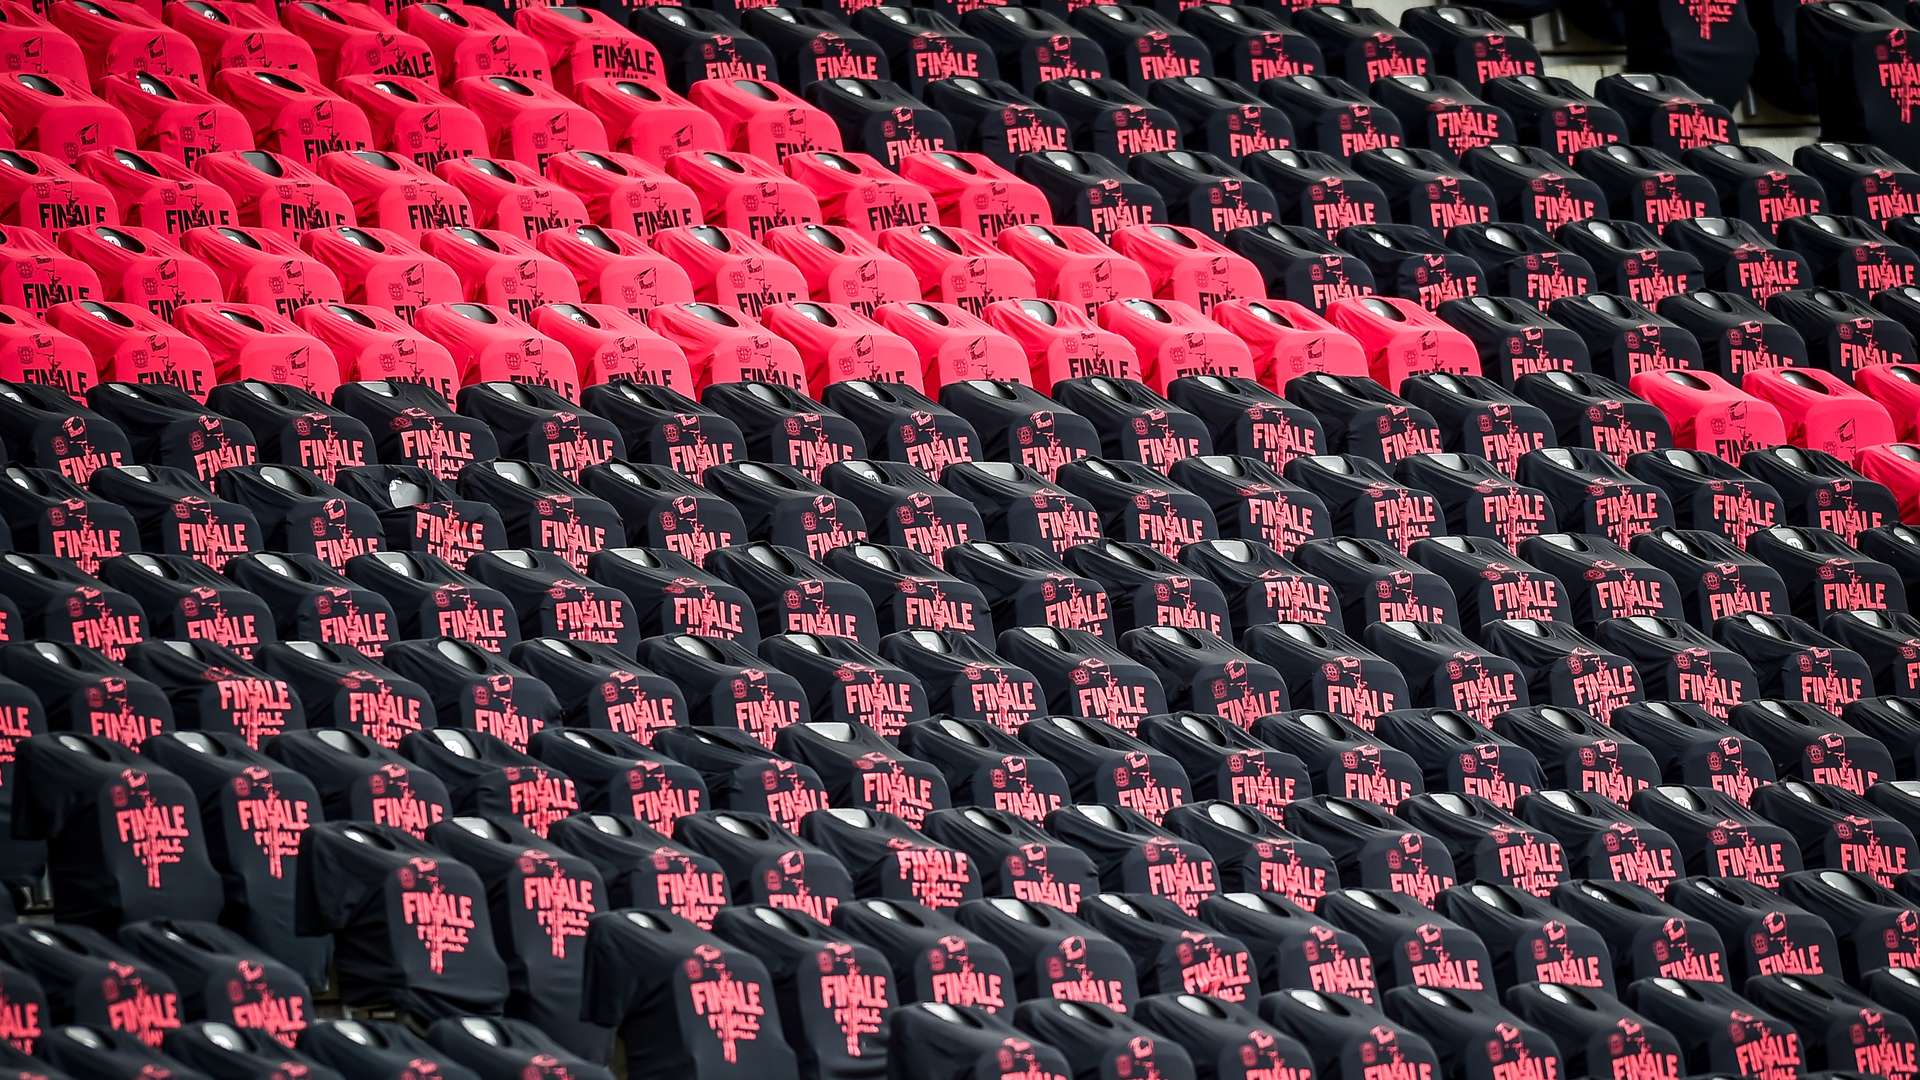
[674,811,854,926]
[425,818,609,1060]
[202,384,374,487]
[1120,626,1290,729]
[0,553,144,665]
[260,728,451,839]
[334,380,498,483]
[1282,375,1446,467]
[1511,371,1672,470]
[802,809,981,911]
[1780,867,1920,979]
[1435,880,1614,992]
[1519,527,1685,627]
[1159,801,1335,912]
[12,734,217,932]
[31,1026,194,1080]
[1653,291,1808,385]
[1549,878,1729,985]
[507,639,688,745]
[381,640,557,753]
[821,460,984,568]
[1252,707,1428,808]
[0,675,40,890]
[223,552,398,660]
[209,464,381,573]
[1575,145,1719,231]
[1362,621,1527,725]
[252,641,431,751]
[1515,454,1676,554]
[1176,540,1339,637]
[1349,147,1500,236]
[462,548,641,656]
[1748,525,1906,625]
[758,636,929,741]
[706,544,880,648]
[1319,887,1497,1001]
[1221,222,1377,311]
[1609,704,1777,806]
[1864,967,1920,1037]
[828,899,1014,1015]
[116,920,314,1053]
[940,381,1100,483]
[1664,876,1840,983]
[1443,225,1593,313]
[95,555,273,661]
[1477,623,1644,723]
[454,382,625,481]
[1404,537,1569,635]
[1060,541,1231,640]
[0,380,131,485]
[1459,144,1608,235]
[1630,526,1788,623]
[1684,143,1826,236]
[1506,983,1683,1080]
[1164,456,1331,561]
[339,547,515,653]
[1515,790,1684,899]
[1393,452,1554,553]
[138,734,327,984]
[1131,992,1312,1080]
[332,464,508,572]
[1394,794,1566,899]
[1436,295,1591,387]
[1593,72,1737,154]
[123,642,301,751]
[1730,699,1896,795]
[298,1019,482,1080]
[1164,377,1326,478]
[1624,978,1804,1080]
[546,812,728,928]
[1194,891,1376,1000]
[1777,214,1920,297]
[424,1016,613,1080]
[929,461,1103,562]
[1663,217,1813,303]
[775,723,950,829]
[818,381,979,476]
[650,728,829,833]
[88,463,260,573]
[1715,613,1873,712]
[1626,448,1785,548]
[1046,378,1211,473]
[1857,524,1920,606]
[1823,610,1920,697]
[699,382,864,485]
[86,381,257,487]
[1373,709,1545,813]
[1075,892,1258,1003]
[1743,447,1898,546]
[1260,989,1440,1080]
[708,904,893,1080]
[1279,797,1456,907]
[636,637,810,749]
[1053,458,1219,560]
[944,541,1116,643]
[1245,623,1412,729]
[821,543,997,648]
[528,728,706,834]
[163,1020,343,1080]
[0,466,137,577]
[1139,713,1312,823]
[579,461,749,569]
[895,719,1071,826]
[1489,706,1660,808]
[1845,696,1920,776]
[454,460,623,575]
[1748,971,1920,1077]
[1012,997,1194,1080]
[577,381,747,486]
[1750,779,1918,887]
[921,808,1100,914]
[1256,73,1404,160]
[1018,716,1192,825]
[871,631,1045,732]
[1291,537,1460,631]
[294,822,508,1020]
[1045,805,1220,916]
[1589,617,1759,721]
[884,1002,1072,1080]
[0,923,182,1051]
[1628,776,1789,887]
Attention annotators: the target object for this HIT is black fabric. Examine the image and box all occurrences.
[1477,622,1644,722]
[1490,707,1660,807]
[1373,709,1545,812]
[1663,217,1815,303]
[341,550,516,654]
[1059,540,1230,640]
[675,810,854,923]
[95,555,272,661]
[1780,867,1920,979]
[1510,371,1672,471]
[0,552,142,665]
[1515,790,1683,899]
[650,728,827,832]
[382,641,555,752]
[1742,447,1898,545]
[1,640,171,753]
[1052,458,1217,559]
[1654,290,1810,383]
[1746,971,1920,1077]
[0,923,181,1052]
[27,1026,191,1079]
[292,821,508,1020]
[1396,793,1567,899]
[1549,878,1729,985]
[1252,710,1423,808]
[1590,616,1759,721]
[1148,73,1295,162]
[701,382,865,485]
[1845,696,1920,776]
[1608,702,1776,804]
[116,919,313,1051]
[1159,445,1329,552]
[334,380,498,483]
[1627,783,1801,886]
[1283,374,1449,467]
[1012,997,1194,1080]
[579,907,796,1080]
[1131,992,1312,1080]
[577,381,747,486]
[922,807,1100,914]
[712,903,897,1080]
[252,641,431,750]
[1259,995,1440,1080]
[939,381,1100,483]
[1775,288,1918,376]
[936,462,1102,561]
[995,626,1168,733]
[1280,797,1456,907]
[507,638,688,745]
[85,383,257,488]
[1481,76,1627,160]
[874,628,1048,731]
[1349,147,1499,236]
[757,636,928,740]
[1281,459,1446,557]
[846,7,992,95]
[89,464,259,573]
[1748,525,1907,623]
[706,544,879,647]
[1370,76,1515,164]
[400,729,580,838]
[1291,5,1432,84]
[424,818,607,1059]
[1044,805,1220,916]
[1443,225,1595,313]
[1047,376,1211,471]
[1319,886,1498,1000]
[1626,449,1786,549]
[803,808,979,909]
[331,465,508,573]
[1383,985,1566,1080]
[579,461,748,569]
[1437,880,1614,991]
[1177,540,1340,636]
[1749,779,1918,885]
[0,465,136,577]
[1620,0,1757,106]
[920,79,1071,167]
[1777,214,1920,297]
[1017,715,1191,824]
[1232,149,1392,252]
[1573,145,1720,230]
[816,381,979,478]
[1013,150,1168,243]
[546,813,727,928]
[1117,626,1289,729]
[163,1020,341,1080]
[1403,6,1543,93]
[1593,72,1737,155]
[454,460,623,575]
[1139,713,1312,823]
[1512,448,1676,566]
[455,382,624,480]
[1459,144,1609,234]
[625,6,777,90]
[1795,142,1920,228]
[1626,977,1806,1080]
[1227,224,1379,315]
[1823,610,1920,697]
[822,543,995,648]
[895,719,1070,825]
[0,381,130,485]
[1665,875,1840,982]
[826,898,1013,1014]
[423,1016,612,1080]
[1363,619,1528,724]
[1681,143,1827,236]
[460,549,639,655]
[1714,612,1872,711]
[1161,801,1334,909]
[1505,983,1683,1080]
[1244,622,1412,729]
[297,1019,479,1079]
[1126,153,1279,241]
[528,729,705,835]
[1195,891,1376,998]
[208,464,381,571]
[1399,374,1557,481]
[223,552,397,660]
[1255,75,1405,160]
[260,728,451,839]
[883,1003,1071,1080]
[202,383,372,487]
[1333,225,1487,310]
[776,721,948,825]
[1179,4,1322,87]
[1405,537,1570,636]
[137,733,325,984]
[1864,967,1920,1036]
[1074,891,1257,1003]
